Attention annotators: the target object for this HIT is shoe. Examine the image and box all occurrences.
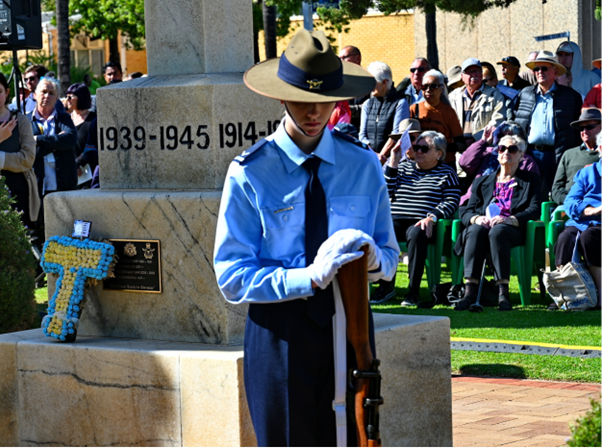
[370,287,396,305]
[401,292,419,307]
[454,296,475,311]
[498,297,513,311]
[547,302,559,311]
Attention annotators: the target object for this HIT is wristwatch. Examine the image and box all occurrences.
[427,213,438,223]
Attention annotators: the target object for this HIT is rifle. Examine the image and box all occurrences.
[337,249,383,447]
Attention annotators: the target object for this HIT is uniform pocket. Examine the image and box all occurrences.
[260,203,305,260]
[328,196,371,233]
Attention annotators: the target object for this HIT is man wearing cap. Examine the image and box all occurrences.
[214,29,399,447]
[513,50,582,199]
[556,41,599,98]
[449,58,507,145]
[551,109,601,205]
[497,56,531,91]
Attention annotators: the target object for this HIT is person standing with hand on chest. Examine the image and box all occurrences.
[213,29,399,447]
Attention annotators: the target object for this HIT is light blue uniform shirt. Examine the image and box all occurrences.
[214,122,400,305]
[405,84,424,105]
[528,83,556,146]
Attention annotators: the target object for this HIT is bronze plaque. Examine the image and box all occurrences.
[103,239,162,293]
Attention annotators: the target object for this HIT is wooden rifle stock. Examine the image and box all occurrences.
[337,248,383,447]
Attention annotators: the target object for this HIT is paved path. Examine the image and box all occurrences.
[452,376,601,447]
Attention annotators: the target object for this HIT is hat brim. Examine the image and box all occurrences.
[244,58,375,103]
[570,117,601,128]
[593,59,601,70]
[496,60,519,67]
[447,75,462,86]
[525,60,566,76]
[389,130,421,141]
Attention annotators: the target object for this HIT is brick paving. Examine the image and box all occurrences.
[452,376,601,447]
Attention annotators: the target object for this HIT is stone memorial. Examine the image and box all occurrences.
[0,1,453,446]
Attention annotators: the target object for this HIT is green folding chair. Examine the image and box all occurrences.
[450,219,545,306]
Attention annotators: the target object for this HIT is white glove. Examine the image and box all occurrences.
[307,229,381,289]
[308,250,363,290]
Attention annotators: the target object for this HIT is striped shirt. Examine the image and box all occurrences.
[384,161,461,220]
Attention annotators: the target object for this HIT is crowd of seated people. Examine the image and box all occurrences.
[329,41,600,309]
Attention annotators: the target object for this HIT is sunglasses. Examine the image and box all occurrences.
[532,66,549,72]
[578,124,599,132]
[66,94,76,100]
[498,145,520,154]
[24,76,37,82]
[410,67,427,73]
[413,144,432,153]
[421,83,442,91]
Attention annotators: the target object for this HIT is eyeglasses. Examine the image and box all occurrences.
[413,144,432,153]
[24,76,37,82]
[532,66,549,72]
[498,145,520,154]
[463,68,482,75]
[578,124,599,132]
[66,94,76,100]
[410,67,427,73]
[421,83,442,91]
[483,77,493,82]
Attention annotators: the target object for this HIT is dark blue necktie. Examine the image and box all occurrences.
[303,157,335,326]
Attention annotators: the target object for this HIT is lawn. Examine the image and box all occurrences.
[372,262,602,383]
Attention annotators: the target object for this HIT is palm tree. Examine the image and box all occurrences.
[56,0,70,96]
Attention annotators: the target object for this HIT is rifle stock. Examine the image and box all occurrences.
[337,248,383,447]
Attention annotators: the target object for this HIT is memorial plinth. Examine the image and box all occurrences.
[0,314,452,447]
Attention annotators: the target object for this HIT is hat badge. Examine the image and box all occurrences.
[307,79,323,90]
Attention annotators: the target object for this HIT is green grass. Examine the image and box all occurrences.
[373,262,602,383]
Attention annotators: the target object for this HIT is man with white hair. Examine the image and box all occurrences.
[29,77,78,197]
[448,58,506,146]
[359,61,409,157]
[513,51,582,199]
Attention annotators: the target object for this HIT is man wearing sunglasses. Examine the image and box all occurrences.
[512,51,582,200]
[551,109,601,206]
[449,58,506,146]
[10,65,66,115]
[396,58,431,106]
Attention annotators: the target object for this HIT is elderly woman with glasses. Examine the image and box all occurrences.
[370,130,461,306]
[454,135,540,311]
[408,69,465,167]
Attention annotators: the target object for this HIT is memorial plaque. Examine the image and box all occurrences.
[104,239,162,293]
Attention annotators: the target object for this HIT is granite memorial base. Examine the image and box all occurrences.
[0,314,452,447]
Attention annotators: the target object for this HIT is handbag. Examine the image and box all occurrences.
[542,231,598,311]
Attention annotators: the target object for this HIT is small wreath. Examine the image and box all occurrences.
[40,236,116,342]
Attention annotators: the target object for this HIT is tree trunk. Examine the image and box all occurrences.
[263,2,277,59]
[425,9,439,71]
[56,0,70,96]
[109,36,120,64]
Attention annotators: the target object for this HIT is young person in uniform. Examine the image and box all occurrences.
[213,30,399,447]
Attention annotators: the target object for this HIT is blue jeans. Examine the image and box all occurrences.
[528,148,556,201]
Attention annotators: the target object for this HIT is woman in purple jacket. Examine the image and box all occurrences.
[459,121,539,205]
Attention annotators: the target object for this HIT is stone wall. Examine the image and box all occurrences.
[414,0,601,74]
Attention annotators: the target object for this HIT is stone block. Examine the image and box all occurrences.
[44,189,247,345]
[96,74,284,190]
[145,0,254,76]
[0,313,451,447]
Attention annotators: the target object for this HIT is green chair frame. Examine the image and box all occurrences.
[542,201,569,269]
[450,219,545,306]
[397,217,455,291]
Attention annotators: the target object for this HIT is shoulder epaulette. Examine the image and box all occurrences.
[234,138,268,164]
[332,129,370,150]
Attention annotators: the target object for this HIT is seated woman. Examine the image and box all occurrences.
[371,131,461,306]
[408,69,465,167]
[550,149,601,309]
[359,61,409,160]
[455,135,540,311]
[458,121,539,205]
